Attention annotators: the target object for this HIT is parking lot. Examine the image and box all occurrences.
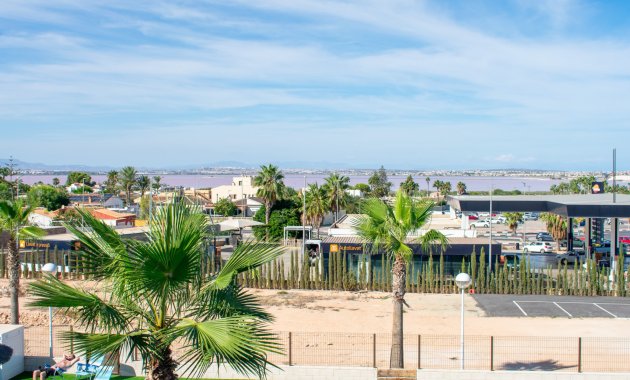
[473,294,630,318]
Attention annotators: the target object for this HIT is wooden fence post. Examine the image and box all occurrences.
[490,336,494,371]
[372,333,376,368]
[288,332,292,366]
[578,337,582,373]
[417,335,421,369]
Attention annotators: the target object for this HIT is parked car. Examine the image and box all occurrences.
[556,251,586,265]
[470,219,491,228]
[536,232,552,240]
[493,216,506,224]
[500,253,521,269]
[559,239,585,249]
[523,212,539,221]
[523,241,554,253]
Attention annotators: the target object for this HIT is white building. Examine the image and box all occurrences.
[28,208,57,227]
[212,176,259,202]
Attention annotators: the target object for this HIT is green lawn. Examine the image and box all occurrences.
[11,373,242,380]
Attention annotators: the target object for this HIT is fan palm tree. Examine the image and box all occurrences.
[0,200,45,324]
[304,183,328,237]
[137,175,151,198]
[324,173,350,222]
[504,212,523,234]
[119,166,137,205]
[456,181,467,195]
[541,213,567,250]
[253,164,285,231]
[29,202,284,380]
[152,176,162,192]
[354,191,448,368]
[399,175,418,196]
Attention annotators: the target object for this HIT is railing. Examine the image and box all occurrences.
[23,327,630,372]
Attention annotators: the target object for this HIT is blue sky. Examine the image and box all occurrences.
[1,0,629,170]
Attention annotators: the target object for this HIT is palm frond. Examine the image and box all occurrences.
[28,276,130,332]
[166,317,281,379]
[205,241,285,291]
[192,284,273,321]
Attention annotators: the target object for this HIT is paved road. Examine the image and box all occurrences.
[473,294,630,318]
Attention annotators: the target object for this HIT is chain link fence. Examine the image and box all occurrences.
[23,326,630,372]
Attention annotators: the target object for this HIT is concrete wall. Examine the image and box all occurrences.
[0,325,24,380]
[418,369,630,379]
[119,359,376,380]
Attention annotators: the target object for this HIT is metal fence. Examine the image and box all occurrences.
[23,326,630,373]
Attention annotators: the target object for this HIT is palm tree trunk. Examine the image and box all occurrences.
[149,347,179,380]
[390,255,406,368]
[7,236,20,324]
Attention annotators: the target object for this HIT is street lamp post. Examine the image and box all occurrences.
[41,263,57,358]
[455,272,472,370]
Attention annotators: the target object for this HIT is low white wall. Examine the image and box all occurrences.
[418,369,630,379]
[0,325,24,380]
[119,359,376,380]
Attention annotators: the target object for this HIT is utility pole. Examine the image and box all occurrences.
[302,176,306,258]
[489,184,493,272]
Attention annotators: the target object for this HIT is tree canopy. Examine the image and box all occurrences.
[215,197,237,216]
[27,185,70,211]
[65,171,93,186]
[368,166,391,198]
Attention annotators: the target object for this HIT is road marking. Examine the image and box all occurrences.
[513,300,528,316]
[553,302,573,317]
[594,303,618,318]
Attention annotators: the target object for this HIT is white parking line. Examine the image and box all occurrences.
[513,300,528,316]
[553,302,573,317]
[594,303,618,318]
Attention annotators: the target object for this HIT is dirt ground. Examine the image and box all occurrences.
[2,278,628,339]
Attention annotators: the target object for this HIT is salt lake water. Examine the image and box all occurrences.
[20,174,562,192]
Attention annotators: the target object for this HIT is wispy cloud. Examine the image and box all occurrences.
[0,0,628,169]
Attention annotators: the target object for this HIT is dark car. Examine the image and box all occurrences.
[500,253,521,269]
[536,232,552,240]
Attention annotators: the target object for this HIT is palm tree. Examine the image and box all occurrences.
[104,170,119,194]
[119,166,137,205]
[304,183,328,237]
[0,200,45,324]
[354,191,448,368]
[504,212,523,234]
[399,175,418,196]
[456,181,467,195]
[137,175,151,198]
[253,164,285,228]
[152,176,162,192]
[324,173,350,222]
[29,202,284,380]
[541,213,567,250]
[425,177,430,197]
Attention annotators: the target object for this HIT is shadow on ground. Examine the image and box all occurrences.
[500,359,576,371]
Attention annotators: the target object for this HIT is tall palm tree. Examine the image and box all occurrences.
[137,175,151,198]
[152,176,162,192]
[119,166,137,205]
[354,191,448,368]
[104,170,119,194]
[253,164,285,227]
[304,183,328,237]
[541,213,567,250]
[425,177,430,197]
[399,175,418,196]
[456,181,467,195]
[504,212,523,234]
[324,173,350,222]
[0,200,45,324]
[29,202,284,380]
